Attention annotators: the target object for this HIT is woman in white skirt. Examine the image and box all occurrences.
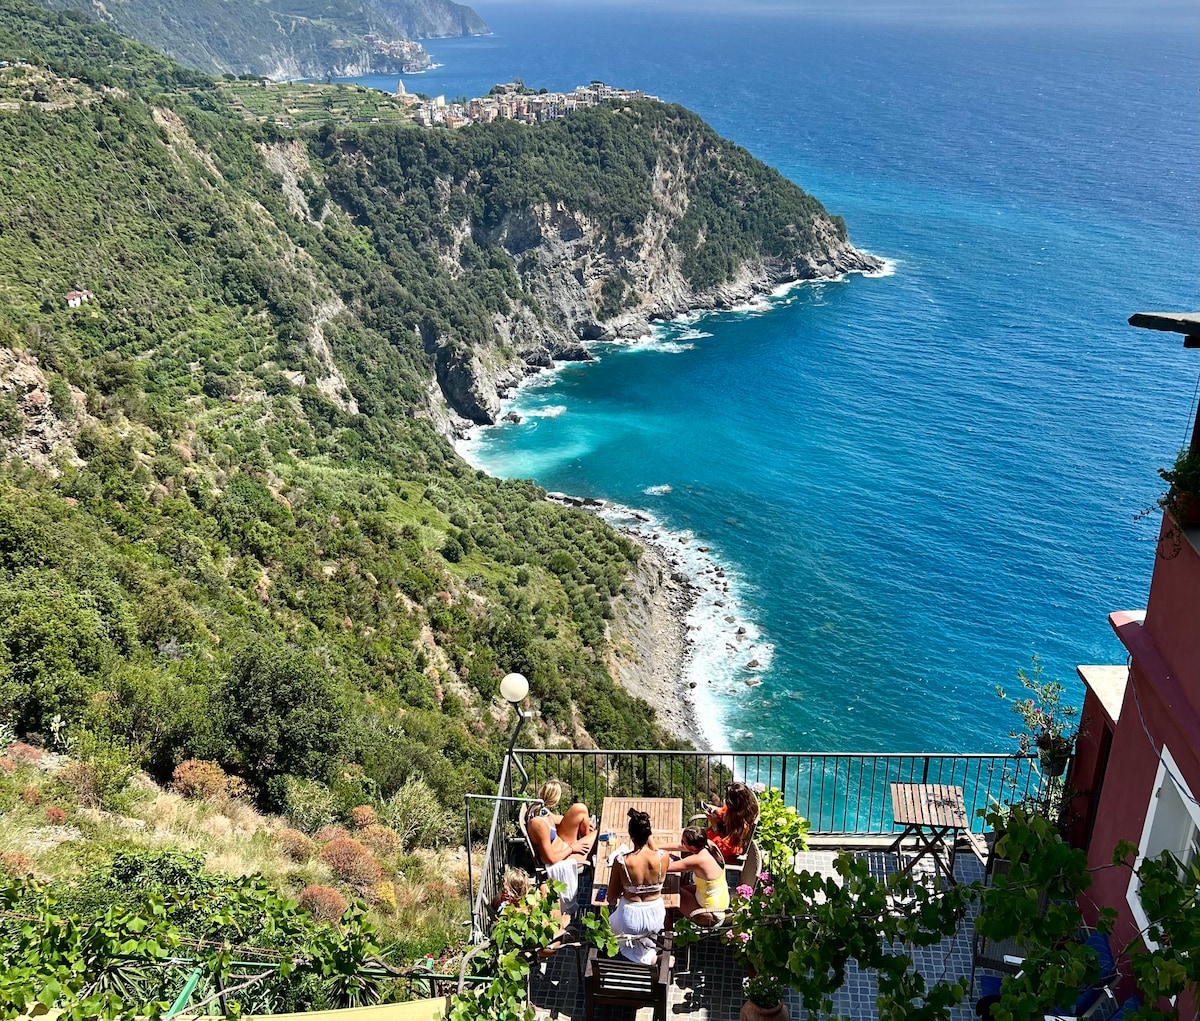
[527,779,595,917]
[605,808,667,964]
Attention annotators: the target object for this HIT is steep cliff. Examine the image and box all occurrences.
[32,0,486,79]
[376,0,487,39]
[313,103,882,431]
[0,0,867,887]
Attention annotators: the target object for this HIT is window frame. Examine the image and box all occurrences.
[1126,745,1200,948]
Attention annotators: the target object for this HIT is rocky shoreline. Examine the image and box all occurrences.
[430,190,884,436]
[596,513,707,748]
[540,494,710,748]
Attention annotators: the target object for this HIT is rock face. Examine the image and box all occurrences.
[52,0,475,80]
[426,156,881,431]
[375,0,489,39]
[0,348,92,475]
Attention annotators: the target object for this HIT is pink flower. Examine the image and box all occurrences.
[751,782,767,793]
[763,886,774,896]
[758,871,772,883]
[736,884,754,898]
[739,932,751,944]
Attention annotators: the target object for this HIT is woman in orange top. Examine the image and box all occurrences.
[703,782,759,859]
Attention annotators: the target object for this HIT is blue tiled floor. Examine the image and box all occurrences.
[528,846,991,1020]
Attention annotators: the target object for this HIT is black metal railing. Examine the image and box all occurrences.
[508,749,1044,834]
[465,747,1050,939]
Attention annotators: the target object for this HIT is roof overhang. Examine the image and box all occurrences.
[1128,311,1200,347]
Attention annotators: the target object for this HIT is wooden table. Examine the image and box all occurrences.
[888,783,967,883]
[590,797,683,908]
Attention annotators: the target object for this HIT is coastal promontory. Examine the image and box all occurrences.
[31,0,489,79]
[311,101,882,429]
[0,3,892,1004]
[0,0,874,861]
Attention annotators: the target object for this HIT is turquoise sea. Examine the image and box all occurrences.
[347,1,1199,752]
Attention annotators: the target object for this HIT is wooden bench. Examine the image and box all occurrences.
[584,932,672,1021]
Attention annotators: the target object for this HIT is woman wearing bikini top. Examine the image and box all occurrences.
[527,779,595,916]
[606,808,667,963]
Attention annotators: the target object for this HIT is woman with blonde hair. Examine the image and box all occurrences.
[702,781,759,859]
[493,868,568,954]
[526,779,594,915]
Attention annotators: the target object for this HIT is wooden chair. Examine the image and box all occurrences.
[515,801,548,884]
[737,838,762,888]
[673,838,762,974]
[584,930,672,1021]
[970,856,1054,994]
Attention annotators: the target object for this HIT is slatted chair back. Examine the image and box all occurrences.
[738,838,762,888]
[584,931,672,1021]
[515,801,547,883]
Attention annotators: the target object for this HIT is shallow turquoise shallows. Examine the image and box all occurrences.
[347,2,1199,752]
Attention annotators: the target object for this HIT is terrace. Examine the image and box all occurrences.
[460,743,1051,1021]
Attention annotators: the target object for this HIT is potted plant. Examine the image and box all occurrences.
[741,973,789,1021]
[1156,446,1200,528]
[724,821,975,1020]
[722,788,808,1018]
[995,655,1079,778]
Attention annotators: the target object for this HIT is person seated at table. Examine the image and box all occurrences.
[527,780,595,915]
[492,867,569,955]
[665,826,730,924]
[702,781,759,859]
[607,808,668,964]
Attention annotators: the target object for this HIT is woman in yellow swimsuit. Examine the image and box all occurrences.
[666,826,730,922]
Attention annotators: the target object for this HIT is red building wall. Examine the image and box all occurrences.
[1075,514,1200,1017]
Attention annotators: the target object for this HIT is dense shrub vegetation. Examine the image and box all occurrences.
[0,0,699,816]
[0,9,848,1009]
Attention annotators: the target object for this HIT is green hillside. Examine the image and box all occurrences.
[0,0,672,815]
[33,0,487,79]
[0,1,885,1014]
[0,0,869,814]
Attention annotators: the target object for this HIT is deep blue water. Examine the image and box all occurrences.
[349,2,1199,752]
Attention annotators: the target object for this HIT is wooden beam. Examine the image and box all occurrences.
[1128,311,1200,347]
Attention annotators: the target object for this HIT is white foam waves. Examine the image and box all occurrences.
[527,404,567,419]
[595,502,774,750]
[605,334,696,354]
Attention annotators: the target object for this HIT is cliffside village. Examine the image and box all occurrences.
[408,79,660,128]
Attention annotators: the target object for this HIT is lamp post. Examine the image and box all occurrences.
[500,672,532,764]
[465,671,534,940]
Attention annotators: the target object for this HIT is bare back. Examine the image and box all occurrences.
[608,845,666,905]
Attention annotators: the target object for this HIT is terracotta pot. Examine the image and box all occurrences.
[740,1000,791,1021]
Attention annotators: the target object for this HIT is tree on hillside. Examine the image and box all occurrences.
[220,641,348,793]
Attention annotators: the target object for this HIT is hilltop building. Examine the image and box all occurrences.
[1071,311,1200,1018]
[63,289,93,307]
[418,80,660,129]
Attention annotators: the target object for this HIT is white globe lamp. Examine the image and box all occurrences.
[499,672,529,705]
